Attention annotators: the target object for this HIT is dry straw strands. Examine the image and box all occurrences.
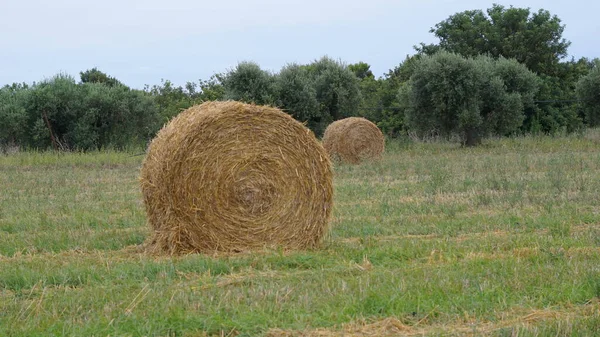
[322,117,384,164]
[140,101,333,254]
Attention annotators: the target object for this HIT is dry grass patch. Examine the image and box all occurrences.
[267,300,600,336]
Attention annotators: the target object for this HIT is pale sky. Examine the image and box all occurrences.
[1,0,599,89]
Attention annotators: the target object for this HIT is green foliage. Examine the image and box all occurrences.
[405,52,538,145]
[492,57,539,106]
[355,76,383,123]
[422,4,570,76]
[222,62,276,105]
[145,75,225,121]
[274,64,320,131]
[475,56,539,136]
[414,4,593,135]
[78,83,161,149]
[0,83,29,149]
[357,77,405,138]
[526,57,594,134]
[24,74,84,149]
[8,74,161,151]
[376,82,407,137]
[366,55,424,137]
[80,68,123,87]
[348,62,374,80]
[196,75,226,102]
[308,57,362,134]
[387,55,421,83]
[576,66,600,126]
[145,79,198,121]
[405,52,483,144]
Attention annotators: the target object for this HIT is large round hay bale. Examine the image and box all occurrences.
[140,101,333,254]
[322,117,385,164]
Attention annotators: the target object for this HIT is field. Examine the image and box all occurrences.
[1,131,600,336]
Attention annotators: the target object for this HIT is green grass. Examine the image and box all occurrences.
[1,131,600,336]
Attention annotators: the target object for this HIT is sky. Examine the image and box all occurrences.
[1,0,599,89]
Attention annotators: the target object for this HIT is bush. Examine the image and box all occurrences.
[405,52,539,145]
[146,79,199,121]
[274,64,320,132]
[0,84,29,149]
[146,76,226,122]
[24,74,84,149]
[222,62,276,105]
[405,52,484,145]
[576,66,600,126]
[79,83,161,149]
[532,74,584,134]
[17,74,160,151]
[309,57,362,132]
[475,56,539,136]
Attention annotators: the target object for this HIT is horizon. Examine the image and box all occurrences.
[2,0,599,89]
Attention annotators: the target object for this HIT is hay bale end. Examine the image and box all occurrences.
[322,117,384,164]
[140,101,333,254]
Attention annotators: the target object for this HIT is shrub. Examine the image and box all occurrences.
[576,66,600,126]
[222,62,276,105]
[405,52,539,145]
[19,74,160,151]
[274,64,320,131]
[0,84,29,149]
[309,57,362,132]
[405,52,484,145]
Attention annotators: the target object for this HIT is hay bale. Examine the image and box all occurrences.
[140,101,333,254]
[322,117,385,164]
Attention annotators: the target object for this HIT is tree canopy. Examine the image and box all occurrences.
[576,66,600,126]
[1,4,598,150]
[419,4,570,76]
[405,52,539,145]
[222,62,276,106]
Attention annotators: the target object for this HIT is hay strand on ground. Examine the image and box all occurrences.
[140,101,333,254]
[322,117,384,164]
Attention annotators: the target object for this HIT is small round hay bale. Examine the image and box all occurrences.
[140,101,333,254]
[322,117,385,164]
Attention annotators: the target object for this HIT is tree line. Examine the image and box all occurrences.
[1,4,599,151]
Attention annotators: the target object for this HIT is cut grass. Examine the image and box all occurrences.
[1,131,600,336]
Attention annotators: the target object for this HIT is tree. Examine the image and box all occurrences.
[274,64,320,131]
[527,57,595,134]
[196,74,225,102]
[146,79,198,121]
[416,5,597,134]
[145,75,226,121]
[348,62,374,80]
[387,55,421,83]
[79,83,161,149]
[80,68,123,87]
[25,74,84,149]
[365,55,423,136]
[405,52,538,146]
[20,73,160,151]
[576,66,600,126]
[475,56,539,136]
[406,52,483,145]
[420,4,570,76]
[0,83,29,149]
[222,62,276,105]
[307,57,362,133]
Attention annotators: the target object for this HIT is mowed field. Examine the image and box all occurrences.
[1,131,600,336]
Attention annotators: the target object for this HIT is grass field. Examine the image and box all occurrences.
[1,131,600,336]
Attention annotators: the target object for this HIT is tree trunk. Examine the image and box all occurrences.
[464,128,481,147]
[42,110,59,151]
